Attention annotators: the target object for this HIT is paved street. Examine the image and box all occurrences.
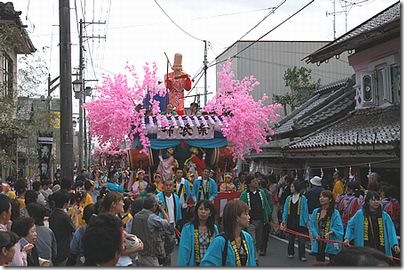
[170,234,317,267]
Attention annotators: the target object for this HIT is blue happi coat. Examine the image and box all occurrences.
[177,223,219,266]
[282,194,310,227]
[310,208,344,255]
[156,191,182,223]
[200,230,256,266]
[344,209,398,256]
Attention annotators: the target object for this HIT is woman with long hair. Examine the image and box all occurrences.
[177,199,219,266]
[100,192,144,266]
[344,191,400,256]
[309,190,343,262]
[280,181,309,262]
[200,200,256,266]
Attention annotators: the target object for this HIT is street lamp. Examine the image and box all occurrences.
[72,79,82,99]
[72,78,83,169]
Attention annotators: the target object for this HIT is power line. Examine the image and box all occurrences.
[153,0,204,42]
[193,7,274,20]
[238,0,287,40]
[208,0,316,69]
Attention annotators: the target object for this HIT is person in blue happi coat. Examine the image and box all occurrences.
[344,191,400,257]
[177,200,219,266]
[200,200,256,266]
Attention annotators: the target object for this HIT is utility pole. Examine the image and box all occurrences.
[78,19,84,171]
[59,0,74,183]
[203,40,208,107]
[77,19,105,170]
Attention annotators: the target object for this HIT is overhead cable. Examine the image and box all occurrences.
[153,0,204,42]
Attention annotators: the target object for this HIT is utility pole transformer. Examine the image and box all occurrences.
[59,0,74,184]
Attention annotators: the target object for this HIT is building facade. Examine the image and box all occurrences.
[215,40,354,111]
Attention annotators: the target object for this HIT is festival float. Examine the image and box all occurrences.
[84,53,282,213]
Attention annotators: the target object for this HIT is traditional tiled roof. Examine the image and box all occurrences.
[304,2,400,64]
[273,77,354,135]
[287,105,400,149]
[0,2,35,53]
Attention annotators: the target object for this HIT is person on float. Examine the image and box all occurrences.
[184,147,206,177]
[200,200,256,266]
[309,190,344,263]
[219,172,236,192]
[156,148,179,183]
[163,103,178,116]
[164,53,192,116]
[189,102,201,116]
[344,191,400,257]
[131,169,148,199]
[152,173,165,193]
[280,181,309,262]
[177,199,219,266]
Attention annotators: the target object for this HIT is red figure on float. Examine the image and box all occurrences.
[164,53,192,115]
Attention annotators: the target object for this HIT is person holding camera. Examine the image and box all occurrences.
[130,194,170,266]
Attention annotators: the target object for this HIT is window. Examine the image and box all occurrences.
[391,65,400,104]
[362,75,372,102]
[374,65,391,104]
[1,52,13,98]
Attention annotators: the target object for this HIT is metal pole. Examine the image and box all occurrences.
[83,89,87,168]
[59,0,74,182]
[333,0,336,40]
[78,19,83,170]
[203,40,208,107]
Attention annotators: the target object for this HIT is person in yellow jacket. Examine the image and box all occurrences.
[83,180,95,208]
[332,171,344,201]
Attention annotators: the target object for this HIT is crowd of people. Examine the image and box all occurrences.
[0,163,400,267]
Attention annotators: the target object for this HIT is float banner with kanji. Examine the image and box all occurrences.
[157,124,214,140]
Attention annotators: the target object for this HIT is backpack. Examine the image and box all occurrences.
[216,233,229,266]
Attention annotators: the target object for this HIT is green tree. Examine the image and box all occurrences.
[273,66,320,114]
[0,97,29,171]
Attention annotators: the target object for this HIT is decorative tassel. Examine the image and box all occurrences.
[201,116,208,127]
[148,116,155,128]
[186,115,194,127]
[208,116,215,125]
[214,115,223,126]
[194,116,201,127]
[178,116,185,127]
[170,116,178,128]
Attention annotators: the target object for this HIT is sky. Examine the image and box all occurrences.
[13,0,398,113]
